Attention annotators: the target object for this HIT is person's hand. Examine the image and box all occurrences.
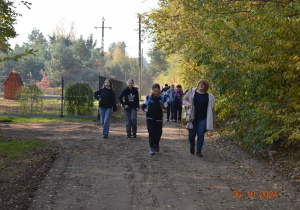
[99,98,101,102]
[166,93,169,96]
[124,105,129,109]
[136,108,140,111]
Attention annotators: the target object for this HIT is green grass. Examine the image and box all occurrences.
[0,137,53,159]
[0,116,95,123]
[112,114,122,119]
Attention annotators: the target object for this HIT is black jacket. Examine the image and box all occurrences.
[94,88,117,112]
[142,95,166,120]
[162,87,169,94]
[119,87,140,108]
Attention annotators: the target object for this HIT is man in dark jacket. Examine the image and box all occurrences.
[161,84,169,94]
[119,79,140,138]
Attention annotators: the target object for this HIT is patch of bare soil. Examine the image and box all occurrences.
[0,110,299,209]
[0,139,59,210]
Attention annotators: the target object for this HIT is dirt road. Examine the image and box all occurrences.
[0,111,299,209]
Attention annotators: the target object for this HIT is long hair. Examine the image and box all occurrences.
[150,83,161,99]
[102,79,114,91]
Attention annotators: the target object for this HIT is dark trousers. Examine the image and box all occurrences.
[167,102,173,120]
[147,119,162,148]
[173,108,182,121]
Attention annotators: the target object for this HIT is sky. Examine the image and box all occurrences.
[9,0,159,61]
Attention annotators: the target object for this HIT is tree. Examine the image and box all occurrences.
[64,82,94,115]
[147,46,168,79]
[143,0,300,150]
[18,84,44,114]
[0,0,34,62]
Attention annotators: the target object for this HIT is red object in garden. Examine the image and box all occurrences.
[37,69,51,88]
[2,71,23,99]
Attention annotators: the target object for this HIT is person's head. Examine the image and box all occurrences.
[103,79,113,90]
[176,85,182,91]
[171,85,175,90]
[127,79,134,89]
[151,83,161,97]
[197,79,209,92]
[164,84,168,88]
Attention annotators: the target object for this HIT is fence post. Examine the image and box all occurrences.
[60,77,64,117]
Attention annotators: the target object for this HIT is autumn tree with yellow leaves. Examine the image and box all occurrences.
[143,0,300,152]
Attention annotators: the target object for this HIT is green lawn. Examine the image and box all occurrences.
[0,116,96,123]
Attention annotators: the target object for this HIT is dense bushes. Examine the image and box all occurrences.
[64,82,94,115]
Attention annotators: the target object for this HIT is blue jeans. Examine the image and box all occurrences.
[124,107,137,135]
[188,119,207,152]
[99,107,112,137]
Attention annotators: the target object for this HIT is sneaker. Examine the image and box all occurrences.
[132,133,137,138]
[190,147,195,155]
[150,147,155,155]
[178,120,181,123]
[173,120,177,122]
[166,119,169,122]
[127,133,131,138]
[196,151,203,157]
[155,145,160,152]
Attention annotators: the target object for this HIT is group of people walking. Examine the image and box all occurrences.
[94,78,216,157]
[162,84,184,123]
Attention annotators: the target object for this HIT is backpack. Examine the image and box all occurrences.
[147,94,165,106]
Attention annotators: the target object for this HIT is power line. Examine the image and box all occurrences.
[94,17,112,77]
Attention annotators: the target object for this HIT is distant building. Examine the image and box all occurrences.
[2,71,23,99]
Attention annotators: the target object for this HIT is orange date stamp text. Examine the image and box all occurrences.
[233,191,278,199]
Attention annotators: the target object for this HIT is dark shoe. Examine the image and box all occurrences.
[178,120,181,123]
[173,120,177,122]
[166,119,169,122]
[190,147,195,155]
[103,136,108,138]
[132,133,137,138]
[196,151,203,157]
[150,147,155,155]
[127,133,131,138]
[155,145,160,152]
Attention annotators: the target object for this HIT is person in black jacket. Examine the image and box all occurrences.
[142,83,167,155]
[161,84,169,94]
[94,79,117,138]
[119,79,140,138]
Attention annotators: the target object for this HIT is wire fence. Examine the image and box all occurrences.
[0,75,127,118]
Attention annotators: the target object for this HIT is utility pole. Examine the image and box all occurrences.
[141,48,143,94]
[138,15,142,99]
[95,17,112,77]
